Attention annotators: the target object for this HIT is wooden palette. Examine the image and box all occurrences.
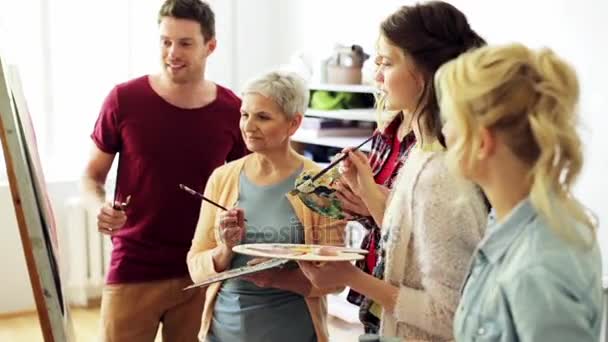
[233,243,367,262]
[183,258,291,290]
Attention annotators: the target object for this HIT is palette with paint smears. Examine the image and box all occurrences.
[233,243,367,261]
[293,169,345,219]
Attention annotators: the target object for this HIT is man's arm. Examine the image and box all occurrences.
[81,143,115,209]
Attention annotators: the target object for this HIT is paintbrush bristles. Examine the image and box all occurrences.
[179,184,229,212]
[179,184,196,196]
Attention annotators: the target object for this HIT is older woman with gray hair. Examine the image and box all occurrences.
[187,71,345,342]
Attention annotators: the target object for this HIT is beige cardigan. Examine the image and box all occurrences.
[380,146,487,340]
[187,155,345,342]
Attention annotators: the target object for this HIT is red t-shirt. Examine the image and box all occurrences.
[91,75,247,284]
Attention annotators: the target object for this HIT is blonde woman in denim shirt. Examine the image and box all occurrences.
[437,43,602,341]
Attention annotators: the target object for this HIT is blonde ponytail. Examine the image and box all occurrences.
[527,48,595,243]
[437,43,596,246]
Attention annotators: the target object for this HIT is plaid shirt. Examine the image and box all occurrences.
[369,117,417,188]
[347,114,417,333]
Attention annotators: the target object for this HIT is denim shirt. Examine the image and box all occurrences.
[454,199,602,341]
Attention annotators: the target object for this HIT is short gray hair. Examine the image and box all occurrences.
[242,71,309,119]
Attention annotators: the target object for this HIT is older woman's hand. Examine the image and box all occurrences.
[339,149,376,197]
[242,258,279,288]
[297,261,357,289]
[219,208,245,249]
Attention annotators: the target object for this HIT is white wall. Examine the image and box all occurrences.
[0,181,78,313]
[0,185,33,313]
[123,0,286,94]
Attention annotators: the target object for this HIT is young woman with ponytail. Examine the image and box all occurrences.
[437,43,602,341]
[298,2,489,340]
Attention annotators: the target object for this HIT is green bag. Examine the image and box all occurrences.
[310,91,351,110]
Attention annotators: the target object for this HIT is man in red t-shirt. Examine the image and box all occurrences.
[81,1,247,341]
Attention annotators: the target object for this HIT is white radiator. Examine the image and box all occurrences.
[65,197,111,306]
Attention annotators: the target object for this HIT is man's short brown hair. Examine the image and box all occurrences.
[158,0,215,41]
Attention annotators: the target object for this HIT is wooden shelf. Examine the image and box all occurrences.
[305,108,376,122]
[309,83,377,94]
[292,130,373,152]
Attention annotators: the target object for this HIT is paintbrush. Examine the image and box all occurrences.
[111,156,131,210]
[179,184,247,221]
[289,133,377,195]
[179,184,230,210]
[113,195,131,211]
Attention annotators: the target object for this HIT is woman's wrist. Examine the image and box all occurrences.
[352,175,377,197]
[342,263,363,288]
[360,184,387,225]
[212,243,234,272]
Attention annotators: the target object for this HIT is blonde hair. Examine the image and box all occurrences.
[436,43,596,244]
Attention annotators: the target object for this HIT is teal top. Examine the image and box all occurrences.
[454,199,602,341]
[208,167,316,342]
